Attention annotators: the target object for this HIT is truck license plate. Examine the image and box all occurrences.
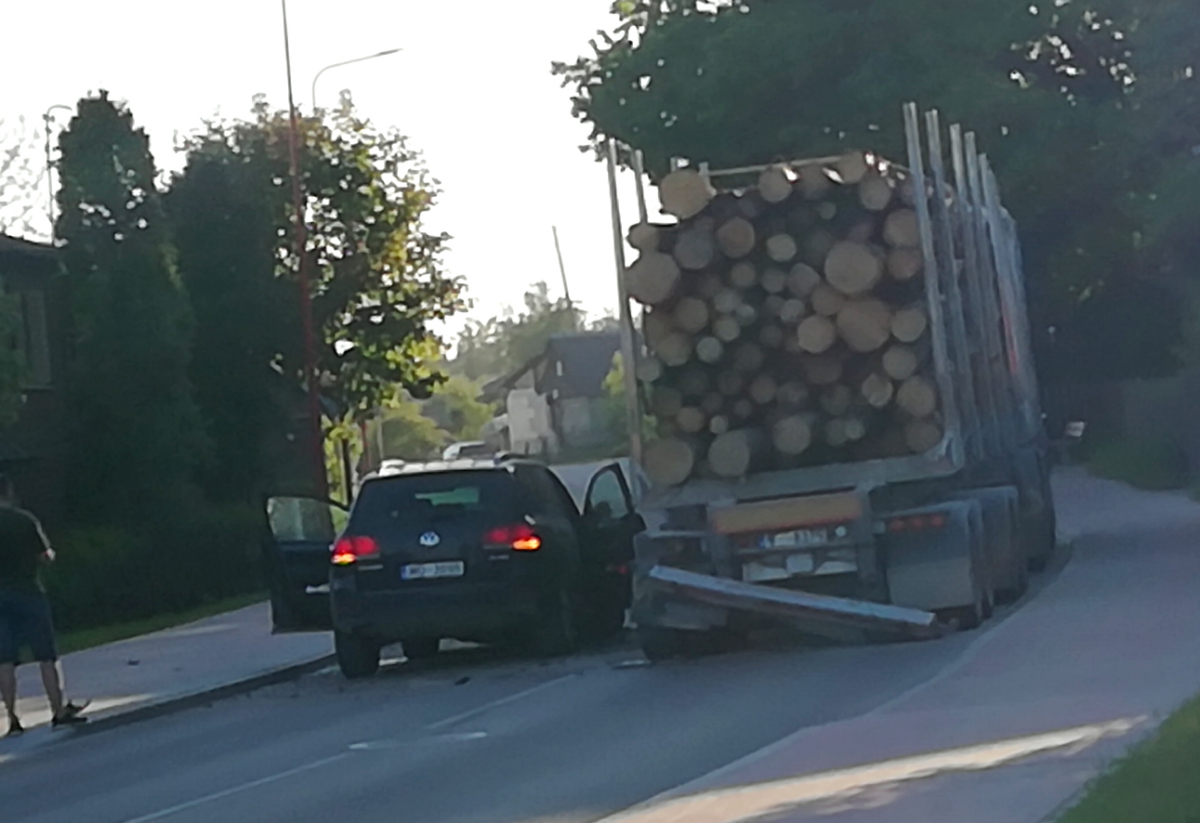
[758,528,829,550]
[401,561,465,580]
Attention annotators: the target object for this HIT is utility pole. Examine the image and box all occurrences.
[281,0,329,497]
[552,225,578,331]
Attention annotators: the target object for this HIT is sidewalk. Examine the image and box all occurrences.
[4,601,331,744]
[605,468,1200,823]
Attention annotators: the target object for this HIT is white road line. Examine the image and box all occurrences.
[424,673,578,731]
[117,753,350,823]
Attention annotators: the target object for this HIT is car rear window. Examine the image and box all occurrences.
[350,470,513,531]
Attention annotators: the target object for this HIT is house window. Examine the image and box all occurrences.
[19,290,51,388]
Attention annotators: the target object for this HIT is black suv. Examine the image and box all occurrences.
[264,458,643,678]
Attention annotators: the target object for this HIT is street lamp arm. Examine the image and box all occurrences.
[311,48,402,111]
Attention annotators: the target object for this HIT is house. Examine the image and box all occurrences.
[0,234,68,525]
[481,332,623,457]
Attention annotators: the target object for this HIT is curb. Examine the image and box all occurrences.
[70,653,337,737]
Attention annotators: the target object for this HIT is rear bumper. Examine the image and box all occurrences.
[330,580,541,643]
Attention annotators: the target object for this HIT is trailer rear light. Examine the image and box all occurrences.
[886,513,948,533]
[332,536,380,565]
[484,523,542,551]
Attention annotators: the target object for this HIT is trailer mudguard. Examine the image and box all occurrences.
[951,486,1024,601]
[883,499,983,613]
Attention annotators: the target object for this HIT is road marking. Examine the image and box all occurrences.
[350,731,488,750]
[424,673,578,731]
[117,753,350,823]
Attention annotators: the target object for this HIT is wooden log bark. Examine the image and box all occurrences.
[643,310,674,349]
[772,415,813,456]
[627,252,681,305]
[761,267,788,294]
[836,298,893,353]
[733,342,765,374]
[800,354,844,386]
[835,151,871,184]
[657,332,694,367]
[860,372,895,408]
[766,233,799,263]
[695,336,725,364]
[677,367,711,398]
[777,381,811,410]
[858,172,894,212]
[731,398,756,422]
[763,295,786,319]
[716,217,757,259]
[758,324,786,349]
[797,163,833,200]
[708,429,765,478]
[757,165,795,204]
[628,222,669,253]
[673,221,716,271]
[659,169,715,220]
[734,303,758,328]
[644,438,697,487]
[891,305,929,343]
[677,407,708,435]
[730,262,758,290]
[787,263,822,298]
[825,241,884,296]
[749,374,778,405]
[846,218,878,244]
[780,299,808,325]
[905,419,943,454]
[709,414,731,436]
[673,296,711,335]
[696,272,725,300]
[651,386,684,418]
[804,230,837,269]
[882,345,919,381]
[811,284,847,317]
[883,208,921,249]
[886,247,924,282]
[816,202,838,221]
[843,416,868,443]
[819,384,854,417]
[896,376,939,418]
[701,392,725,415]
[635,357,664,384]
[824,418,850,448]
[716,370,744,397]
[796,315,837,354]
[713,315,742,343]
[713,288,743,315]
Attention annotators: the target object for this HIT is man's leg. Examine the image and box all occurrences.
[0,603,18,727]
[37,660,64,717]
[0,662,16,723]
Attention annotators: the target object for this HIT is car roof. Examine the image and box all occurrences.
[362,455,547,484]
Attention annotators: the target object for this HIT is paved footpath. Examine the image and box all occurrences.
[603,467,1200,823]
[9,602,331,738]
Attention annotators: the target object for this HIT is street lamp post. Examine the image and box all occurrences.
[311,48,402,111]
[280,0,329,498]
[43,104,73,237]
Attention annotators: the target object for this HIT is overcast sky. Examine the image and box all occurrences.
[2,0,650,344]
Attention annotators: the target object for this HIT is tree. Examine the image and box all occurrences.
[421,376,497,441]
[168,95,464,501]
[554,1,1198,381]
[0,117,46,239]
[55,93,206,523]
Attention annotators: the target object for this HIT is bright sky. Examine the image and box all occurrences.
[1,0,649,345]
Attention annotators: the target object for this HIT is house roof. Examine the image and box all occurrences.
[0,234,58,278]
[480,332,622,403]
[0,234,56,259]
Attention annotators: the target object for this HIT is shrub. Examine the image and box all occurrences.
[1087,438,1189,492]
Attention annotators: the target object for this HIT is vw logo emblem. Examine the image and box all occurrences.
[419,531,441,548]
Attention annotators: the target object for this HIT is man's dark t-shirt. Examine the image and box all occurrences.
[0,504,50,593]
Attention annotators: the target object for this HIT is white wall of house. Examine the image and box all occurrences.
[506,387,555,455]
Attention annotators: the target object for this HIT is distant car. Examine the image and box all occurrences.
[263,457,643,678]
[441,441,494,461]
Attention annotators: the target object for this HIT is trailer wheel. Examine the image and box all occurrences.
[637,626,687,662]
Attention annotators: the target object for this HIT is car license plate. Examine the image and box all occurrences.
[401,561,465,581]
[758,528,829,550]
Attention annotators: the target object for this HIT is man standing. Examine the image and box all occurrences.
[0,474,86,737]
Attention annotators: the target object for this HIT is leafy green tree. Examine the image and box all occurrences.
[421,376,497,441]
[55,93,206,522]
[168,95,464,501]
[554,1,1198,381]
[450,281,584,380]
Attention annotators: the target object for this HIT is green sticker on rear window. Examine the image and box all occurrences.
[414,487,481,507]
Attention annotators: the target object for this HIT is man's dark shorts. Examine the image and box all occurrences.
[0,590,58,664]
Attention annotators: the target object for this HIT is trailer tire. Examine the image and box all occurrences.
[995,495,1029,603]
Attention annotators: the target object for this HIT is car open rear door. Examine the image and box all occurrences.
[581,464,645,628]
[264,495,348,633]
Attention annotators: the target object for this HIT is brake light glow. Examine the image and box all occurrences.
[886,513,948,533]
[484,523,542,551]
[332,535,380,565]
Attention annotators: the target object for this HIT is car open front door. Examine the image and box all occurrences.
[581,464,645,633]
[264,495,348,633]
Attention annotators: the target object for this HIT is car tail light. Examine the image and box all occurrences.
[332,535,380,565]
[886,513,948,533]
[484,523,542,551]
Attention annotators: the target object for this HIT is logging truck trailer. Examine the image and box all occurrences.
[607,104,1057,658]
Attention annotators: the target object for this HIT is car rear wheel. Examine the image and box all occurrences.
[533,588,578,657]
[335,630,381,679]
[401,638,440,661]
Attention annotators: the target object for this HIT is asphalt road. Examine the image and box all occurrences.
[0,623,987,823]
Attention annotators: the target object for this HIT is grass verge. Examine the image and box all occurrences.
[1057,692,1200,823]
[1085,438,1188,491]
[57,591,267,655]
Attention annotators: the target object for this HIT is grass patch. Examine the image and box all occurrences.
[1086,438,1188,491]
[1058,692,1200,823]
[56,591,266,655]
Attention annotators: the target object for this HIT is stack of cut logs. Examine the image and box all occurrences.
[629,151,944,488]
